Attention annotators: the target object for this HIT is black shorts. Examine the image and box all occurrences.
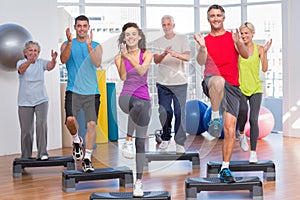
[64,91,100,123]
[202,76,242,118]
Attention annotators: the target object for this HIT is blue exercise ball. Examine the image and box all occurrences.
[0,24,32,71]
[186,100,208,135]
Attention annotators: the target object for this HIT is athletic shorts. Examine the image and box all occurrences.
[64,91,100,124]
[202,76,242,118]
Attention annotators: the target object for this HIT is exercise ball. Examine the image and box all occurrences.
[0,24,32,71]
[245,106,274,139]
[186,100,208,135]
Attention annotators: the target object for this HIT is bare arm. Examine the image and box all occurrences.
[60,28,72,64]
[122,50,153,76]
[153,46,171,64]
[194,33,207,66]
[259,39,272,72]
[46,50,58,71]
[87,30,102,68]
[232,29,249,59]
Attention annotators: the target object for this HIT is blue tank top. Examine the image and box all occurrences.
[65,39,100,95]
[120,51,150,100]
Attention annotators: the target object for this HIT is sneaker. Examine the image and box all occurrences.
[133,180,144,197]
[176,143,185,154]
[40,155,48,161]
[154,130,163,144]
[239,134,249,152]
[73,136,83,161]
[249,151,258,163]
[159,141,170,150]
[82,158,94,172]
[219,168,236,183]
[122,140,134,159]
[208,118,223,138]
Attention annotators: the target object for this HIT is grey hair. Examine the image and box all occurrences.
[23,41,41,58]
[161,15,174,24]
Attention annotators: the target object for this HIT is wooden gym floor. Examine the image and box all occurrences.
[1,132,300,200]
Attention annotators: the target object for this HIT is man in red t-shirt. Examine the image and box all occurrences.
[194,4,249,183]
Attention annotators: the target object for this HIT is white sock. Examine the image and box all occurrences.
[84,149,93,161]
[72,133,80,143]
[221,161,230,170]
[211,111,220,120]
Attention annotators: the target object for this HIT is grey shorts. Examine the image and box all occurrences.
[65,91,100,123]
[202,76,242,118]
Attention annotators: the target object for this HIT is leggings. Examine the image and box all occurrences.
[119,95,151,179]
[237,93,262,151]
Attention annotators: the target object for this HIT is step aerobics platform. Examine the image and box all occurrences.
[206,160,276,181]
[185,176,263,200]
[144,150,200,171]
[13,156,76,177]
[90,191,171,200]
[62,166,133,192]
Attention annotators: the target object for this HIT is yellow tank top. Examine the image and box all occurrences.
[238,43,263,96]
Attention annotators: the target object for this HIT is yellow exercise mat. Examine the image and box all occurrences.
[96,70,108,143]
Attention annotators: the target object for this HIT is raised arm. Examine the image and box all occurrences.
[259,38,272,72]
[87,30,102,68]
[194,33,207,66]
[46,50,58,71]
[232,29,249,59]
[60,27,73,64]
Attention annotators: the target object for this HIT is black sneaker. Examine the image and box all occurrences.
[73,137,83,161]
[82,158,94,172]
[154,130,163,144]
[219,168,236,183]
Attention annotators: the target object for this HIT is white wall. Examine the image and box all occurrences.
[282,0,300,137]
[0,0,62,155]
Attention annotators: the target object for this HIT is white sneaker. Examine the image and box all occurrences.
[159,141,170,150]
[176,143,185,154]
[133,180,144,197]
[249,151,258,163]
[239,134,249,152]
[122,140,134,159]
[40,155,48,161]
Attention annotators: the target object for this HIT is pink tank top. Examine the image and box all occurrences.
[120,50,150,100]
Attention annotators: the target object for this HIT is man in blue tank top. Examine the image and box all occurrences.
[60,15,103,172]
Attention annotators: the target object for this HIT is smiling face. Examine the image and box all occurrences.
[162,17,175,36]
[74,20,90,40]
[24,43,39,61]
[124,26,141,49]
[240,27,254,45]
[207,8,225,31]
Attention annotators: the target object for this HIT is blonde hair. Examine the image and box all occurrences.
[239,22,255,33]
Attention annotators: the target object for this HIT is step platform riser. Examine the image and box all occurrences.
[62,166,133,192]
[206,160,276,181]
[185,176,263,200]
[144,151,200,171]
[13,156,76,177]
[89,191,171,200]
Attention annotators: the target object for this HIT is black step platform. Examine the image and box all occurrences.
[62,166,133,192]
[144,150,200,171]
[207,160,276,181]
[185,176,263,200]
[13,156,76,177]
[90,191,171,200]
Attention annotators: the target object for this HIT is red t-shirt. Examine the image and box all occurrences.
[204,31,239,86]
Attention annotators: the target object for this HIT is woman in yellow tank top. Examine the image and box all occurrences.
[236,22,272,163]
